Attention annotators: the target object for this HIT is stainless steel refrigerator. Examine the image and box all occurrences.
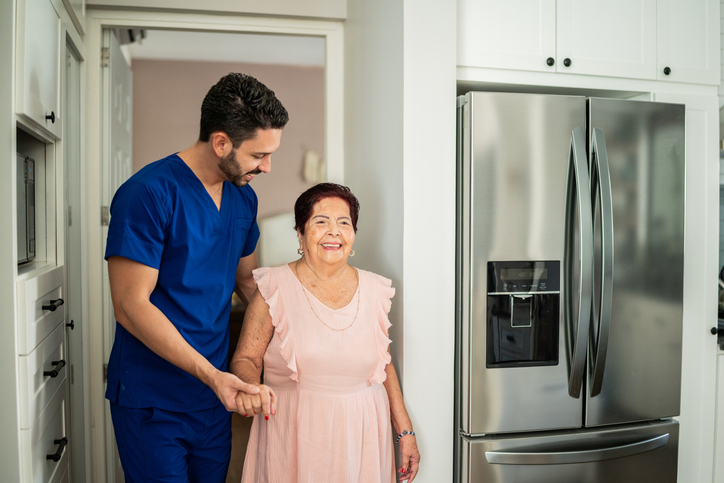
[455,91,685,483]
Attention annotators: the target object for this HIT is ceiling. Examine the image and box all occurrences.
[123,29,326,67]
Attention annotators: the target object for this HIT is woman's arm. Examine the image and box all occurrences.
[383,358,420,482]
[229,289,277,418]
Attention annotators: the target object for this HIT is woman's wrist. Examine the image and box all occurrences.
[395,429,416,444]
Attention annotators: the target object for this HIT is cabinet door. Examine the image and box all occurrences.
[657,0,719,85]
[457,0,556,72]
[557,0,656,79]
[16,0,62,138]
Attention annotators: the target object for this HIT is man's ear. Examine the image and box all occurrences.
[210,132,232,158]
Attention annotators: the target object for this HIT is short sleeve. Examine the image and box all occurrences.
[369,272,394,385]
[105,179,170,269]
[238,185,260,258]
[253,266,298,382]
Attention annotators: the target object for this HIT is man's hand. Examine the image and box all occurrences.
[208,370,261,412]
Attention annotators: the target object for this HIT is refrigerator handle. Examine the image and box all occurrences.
[484,433,669,465]
[564,127,593,398]
[589,128,614,398]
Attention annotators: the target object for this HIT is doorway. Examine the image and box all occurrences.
[84,9,344,483]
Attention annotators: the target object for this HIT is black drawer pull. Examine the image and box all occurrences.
[46,437,68,462]
[44,360,66,378]
[42,299,64,312]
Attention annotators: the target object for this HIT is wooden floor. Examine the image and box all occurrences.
[227,305,252,483]
[226,412,253,483]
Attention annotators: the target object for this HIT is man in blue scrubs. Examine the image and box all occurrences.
[104,73,288,482]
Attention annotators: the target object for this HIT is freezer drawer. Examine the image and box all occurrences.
[460,420,678,483]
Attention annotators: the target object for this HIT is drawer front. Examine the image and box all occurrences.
[50,466,70,483]
[19,324,66,429]
[20,384,69,483]
[17,265,65,355]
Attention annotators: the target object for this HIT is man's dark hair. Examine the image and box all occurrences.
[199,73,289,147]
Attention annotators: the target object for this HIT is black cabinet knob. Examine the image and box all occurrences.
[46,437,68,462]
[563,58,571,67]
[712,327,719,335]
[42,298,64,312]
[66,319,75,330]
[45,111,56,123]
[663,66,671,75]
[546,57,555,66]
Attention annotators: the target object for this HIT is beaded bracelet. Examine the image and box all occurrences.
[395,430,416,444]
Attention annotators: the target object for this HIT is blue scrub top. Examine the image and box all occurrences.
[104,154,260,411]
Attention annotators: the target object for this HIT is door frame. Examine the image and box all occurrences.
[83,9,344,482]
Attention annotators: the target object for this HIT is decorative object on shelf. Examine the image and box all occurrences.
[303,148,325,184]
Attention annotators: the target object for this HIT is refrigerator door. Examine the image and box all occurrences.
[459,92,586,435]
[461,419,678,483]
[586,98,685,426]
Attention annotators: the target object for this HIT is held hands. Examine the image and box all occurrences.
[397,433,420,482]
[209,370,261,412]
[236,383,277,420]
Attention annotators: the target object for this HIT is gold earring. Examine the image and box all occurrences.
[349,250,355,257]
[297,248,304,256]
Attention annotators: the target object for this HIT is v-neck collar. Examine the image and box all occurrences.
[171,154,232,232]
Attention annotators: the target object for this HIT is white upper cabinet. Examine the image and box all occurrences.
[16,0,62,139]
[556,0,656,79]
[656,0,719,85]
[457,0,556,72]
[457,0,719,85]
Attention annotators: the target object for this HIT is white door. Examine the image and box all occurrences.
[457,0,556,72]
[101,29,133,483]
[656,0,720,85]
[556,0,656,79]
[64,42,88,483]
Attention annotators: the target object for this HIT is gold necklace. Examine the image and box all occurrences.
[297,264,361,332]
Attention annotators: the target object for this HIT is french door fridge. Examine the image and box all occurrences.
[455,91,685,483]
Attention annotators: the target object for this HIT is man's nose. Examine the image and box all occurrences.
[259,156,271,173]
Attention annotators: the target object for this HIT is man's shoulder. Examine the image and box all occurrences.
[130,154,182,183]
[119,154,184,194]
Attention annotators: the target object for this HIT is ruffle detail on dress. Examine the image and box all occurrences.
[253,266,299,383]
[369,272,394,385]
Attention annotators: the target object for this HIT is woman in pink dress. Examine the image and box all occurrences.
[230,183,420,482]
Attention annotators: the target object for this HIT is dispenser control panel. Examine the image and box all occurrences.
[488,260,560,294]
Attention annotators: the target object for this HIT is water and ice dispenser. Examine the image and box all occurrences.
[486,261,560,368]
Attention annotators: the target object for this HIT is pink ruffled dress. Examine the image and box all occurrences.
[240,264,396,483]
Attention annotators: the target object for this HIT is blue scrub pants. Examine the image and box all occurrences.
[110,401,232,483]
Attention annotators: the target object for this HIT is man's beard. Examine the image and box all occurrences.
[219,149,260,187]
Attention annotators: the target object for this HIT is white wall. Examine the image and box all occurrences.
[344,1,457,481]
[0,0,20,481]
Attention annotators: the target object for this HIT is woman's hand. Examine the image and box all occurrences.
[208,370,260,412]
[235,383,277,419]
[397,434,420,482]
